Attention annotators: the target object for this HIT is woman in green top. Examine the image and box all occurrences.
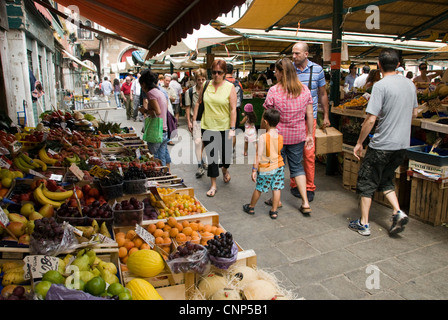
[193,59,237,197]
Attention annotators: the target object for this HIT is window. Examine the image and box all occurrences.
[78,20,92,40]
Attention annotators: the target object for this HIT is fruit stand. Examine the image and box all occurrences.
[0,112,292,301]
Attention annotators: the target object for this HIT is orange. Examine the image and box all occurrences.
[191,236,200,244]
[156,221,165,229]
[197,223,204,232]
[147,224,157,234]
[116,237,126,247]
[133,237,143,248]
[167,216,177,227]
[210,226,217,234]
[169,227,179,238]
[214,227,225,236]
[163,237,172,245]
[121,264,128,272]
[140,243,150,250]
[176,233,187,242]
[203,224,212,233]
[162,231,169,238]
[126,229,136,240]
[115,232,126,239]
[153,229,164,238]
[189,222,198,231]
[191,230,199,238]
[124,239,135,250]
[118,247,127,258]
[121,255,129,264]
[163,225,172,232]
[175,223,183,232]
[155,236,164,244]
[128,247,139,256]
[183,226,192,236]
[182,220,190,228]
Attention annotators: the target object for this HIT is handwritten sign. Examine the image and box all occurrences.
[69,163,84,181]
[136,224,155,248]
[23,255,59,280]
[89,165,111,178]
[0,206,9,228]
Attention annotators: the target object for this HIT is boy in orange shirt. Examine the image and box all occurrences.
[243,109,284,219]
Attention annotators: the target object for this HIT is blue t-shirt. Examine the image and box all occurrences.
[295,60,326,119]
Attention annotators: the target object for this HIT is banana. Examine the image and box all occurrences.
[42,186,73,201]
[13,157,30,173]
[66,155,78,164]
[32,158,47,171]
[19,153,38,168]
[17,157,35,170]
[33,184,65,208]
[38,148,57,165]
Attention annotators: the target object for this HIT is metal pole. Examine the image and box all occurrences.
[327,0,343,176]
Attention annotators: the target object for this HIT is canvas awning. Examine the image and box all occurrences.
[62,49,96,72]
[52,0,246,57]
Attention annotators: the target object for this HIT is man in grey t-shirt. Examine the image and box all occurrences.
[349,49,418,237]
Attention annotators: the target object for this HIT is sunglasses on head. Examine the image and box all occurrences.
[211,70,224,75]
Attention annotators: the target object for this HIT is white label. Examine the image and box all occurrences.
[135,224,155,248]
[47,149,57,155]
[95,233,115,243]
[23,255,60,280]
[29,169,46,179]
[49,174,63,181]
[0,207,9,227]
[69,163,84,180]
[0,158,11,169]
[136,148,141,159]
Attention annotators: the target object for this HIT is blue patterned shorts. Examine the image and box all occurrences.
[255,166,285,193]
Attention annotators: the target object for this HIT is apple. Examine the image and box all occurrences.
[20,203,35,218]
[7,221,26,237]
[39,204,54,218]
[68,199,78,208]
[18,234,30,245]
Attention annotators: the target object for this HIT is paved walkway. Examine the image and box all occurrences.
[97,107,448,300]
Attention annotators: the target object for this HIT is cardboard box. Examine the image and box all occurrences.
[315,127,343,155]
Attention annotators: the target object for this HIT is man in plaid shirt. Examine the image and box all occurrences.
[290,41,330,202]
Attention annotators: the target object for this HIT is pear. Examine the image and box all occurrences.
[76,226,94,238]
[100,267,119,285]
[7,221,25,237]
[18,234,30,245]
[79,270,95,283]
[7,213,28,224]
[85,249,96,265]
[100,222,111,238]
[25,220,35,235]
[28,211,44,221]
[63,254,74,267]
[20,203,35,218]
[91,267,101,277]
[58,258,66,274]
[71,254,90,272]
[38,204,54,218]
[91,219,99,234]
[98,261,117,275]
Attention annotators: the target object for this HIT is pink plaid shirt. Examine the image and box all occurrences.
[263,84,313,145]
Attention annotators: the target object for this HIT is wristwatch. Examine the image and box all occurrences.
[230,127,235,130]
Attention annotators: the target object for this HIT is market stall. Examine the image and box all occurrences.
[0,111,294,301]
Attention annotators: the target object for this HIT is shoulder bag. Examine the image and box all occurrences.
[197,80,210,121]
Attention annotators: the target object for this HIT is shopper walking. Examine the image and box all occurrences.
[289,41,330,203]
[101,77,113,103]
[170,73,183,122]
[113,78,122,109]
[263,58,314,214]
[243,108,284,219]
[354,65,371,89]
[139,69,172,169]
[131,73,143,121]
[193,59,237,197]
[121,76,133,120]
[349,48,419,236]
[185,68,208,178]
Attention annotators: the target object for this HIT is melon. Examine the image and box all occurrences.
[126,278,163,300]
[243,279,278,300]
[210,288,241,300]
[438,85,448,98]
[228,265,259,288]
[197,273,227,299]
[126,249,164,278]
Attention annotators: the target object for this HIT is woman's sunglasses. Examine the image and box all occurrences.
[211,70,224,75]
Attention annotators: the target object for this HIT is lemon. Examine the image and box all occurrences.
[1,177,12,188]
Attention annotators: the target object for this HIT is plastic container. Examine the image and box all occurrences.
[86,216,114,229]
[123,179,147,194]
[209,242,239,270]
[100,182,123,200]
[56,214,86,226]
[113,207,143,226]
[406,145,448,166]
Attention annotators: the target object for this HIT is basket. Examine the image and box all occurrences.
[113,207,143,226]
[123,179,147,194]
[100,182,124,200]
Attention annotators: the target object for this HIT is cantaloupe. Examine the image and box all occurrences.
[228,265,259,289]
[126,249,164,278]
[243,279,278,300]
[197,273,227,299]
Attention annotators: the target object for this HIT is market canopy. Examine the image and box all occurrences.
[52,0,246,57]
[233,0,448,41]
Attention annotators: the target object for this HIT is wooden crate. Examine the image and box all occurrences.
[409,176,448,226]
[343,152,362,192]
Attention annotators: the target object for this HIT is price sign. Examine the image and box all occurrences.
[95,233,115,243]
[0,206,9,228]
[23,255,59,280]
[47,149,57,156]
[69,163,84,181]
[135,224,155,248]
[136,148,141,160]
[89,165,111,178]
[29,169,46,179]
[0,157,11,169]
[49,174,63,181]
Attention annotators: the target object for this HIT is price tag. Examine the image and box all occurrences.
[49,174,63,181]
[29,169,46,179]
[23,255,59,280]
[95,233,115,243]
[0,206,9,228]
[0,157,11,169]
[362,92,371,101]
[118,166,123,176]
[89,165,111,178]
[135,224,155,248]
[136,148,141,160]
[69,163,84,181]
[145,180,157,188]
[47,149,57,156]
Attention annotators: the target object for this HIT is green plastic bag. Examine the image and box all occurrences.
[143,116,163,143]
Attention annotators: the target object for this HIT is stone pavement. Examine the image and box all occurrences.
[97,107,448,300]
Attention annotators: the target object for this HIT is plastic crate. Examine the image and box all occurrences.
[406,145,448,167]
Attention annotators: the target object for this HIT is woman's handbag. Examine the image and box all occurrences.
[142,115,163,144]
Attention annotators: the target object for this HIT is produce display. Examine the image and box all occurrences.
[0,115,266,301]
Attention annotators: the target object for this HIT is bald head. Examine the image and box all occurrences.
[293,41,309,53]
[292,41,309,68]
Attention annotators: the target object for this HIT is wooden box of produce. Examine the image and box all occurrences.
[409,175,448,226]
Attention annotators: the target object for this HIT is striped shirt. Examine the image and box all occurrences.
[263,84,313,145]
[295,60,326,119]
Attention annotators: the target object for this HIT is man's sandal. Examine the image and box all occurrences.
[269,210,278,219]
[264,199,283,208]
[243,204,255,215]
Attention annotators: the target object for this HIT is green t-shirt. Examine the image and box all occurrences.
[201,81,233,131]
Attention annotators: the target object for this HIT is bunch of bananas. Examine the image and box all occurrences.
[13,153,47,173]
[38,148,57,166]
[33,183,73,208]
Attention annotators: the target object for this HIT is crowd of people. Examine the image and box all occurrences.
[82,41,424,238]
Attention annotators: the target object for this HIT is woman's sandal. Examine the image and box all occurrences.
[269,210,278,219]
[299,206,312,215]
[223,171,231,183]
[206,188,217,197]
[264,198,283,208]
[243,204,255,215]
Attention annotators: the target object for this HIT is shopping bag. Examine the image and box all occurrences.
[143,116,163,143]
[166,109,178,139]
